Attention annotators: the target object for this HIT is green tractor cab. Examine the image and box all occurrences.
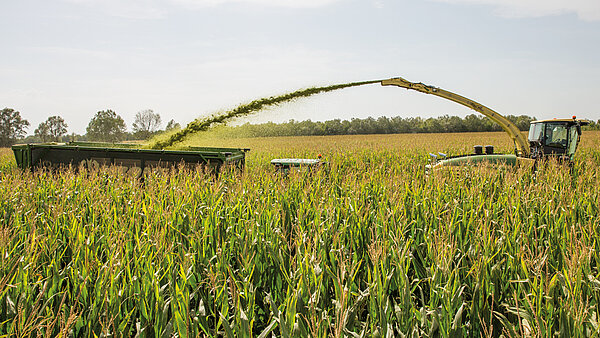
[528,118,589,161]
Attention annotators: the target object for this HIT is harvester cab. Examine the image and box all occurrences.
[528,117,589,161]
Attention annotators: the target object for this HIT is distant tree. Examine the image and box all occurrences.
[132,109,161,139]
[324,119,343,135]
[34,123,49,142]
[165,119,181,131]
[20,134,42,143]
[376,116,392,134]
[584,119,600,131]
[86,110,126,142]
[464,114,487,132]
[0,108,29,147]
[35,116,68,142]
[506,115,535,131]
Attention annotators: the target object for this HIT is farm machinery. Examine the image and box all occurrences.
[380,77,590,170]
[11,76,589,174]
[268,76,590,172]
[12,141,248,173]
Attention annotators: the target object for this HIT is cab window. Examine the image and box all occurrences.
[528,123,544,142]
[568,126,579,155]
[544,123,568,148]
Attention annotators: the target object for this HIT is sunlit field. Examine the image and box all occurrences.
[1,131,599,336]
[181,131,523,166]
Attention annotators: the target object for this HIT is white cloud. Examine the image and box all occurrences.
[64,0,167,19]
[170,0,343,9]
[372,0,384,9]
[63,0,343,19]
[432,0,600,21]
[30,46,117,61]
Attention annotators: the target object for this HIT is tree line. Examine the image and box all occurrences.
[0,108,180,147]
[1,107,599,147]
[212,114,600,138]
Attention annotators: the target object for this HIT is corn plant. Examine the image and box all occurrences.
[0,131,599,336]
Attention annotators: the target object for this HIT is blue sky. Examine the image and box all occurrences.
[1,0,599,134]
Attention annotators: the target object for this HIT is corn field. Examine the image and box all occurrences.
[1,131,600,336]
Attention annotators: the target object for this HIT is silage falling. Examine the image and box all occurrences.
[150,80,382,149]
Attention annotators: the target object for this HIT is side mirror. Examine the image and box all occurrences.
[577,125,582,135]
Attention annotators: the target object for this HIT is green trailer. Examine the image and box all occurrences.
[12,142,248,173]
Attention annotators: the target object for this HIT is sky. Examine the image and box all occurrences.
[1,0,599,135]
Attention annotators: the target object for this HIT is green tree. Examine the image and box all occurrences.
[132,109,162,139]
[0,107,29,147]
[35,116,68,142]
[165,119,181,131]
[86,110,126,142]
